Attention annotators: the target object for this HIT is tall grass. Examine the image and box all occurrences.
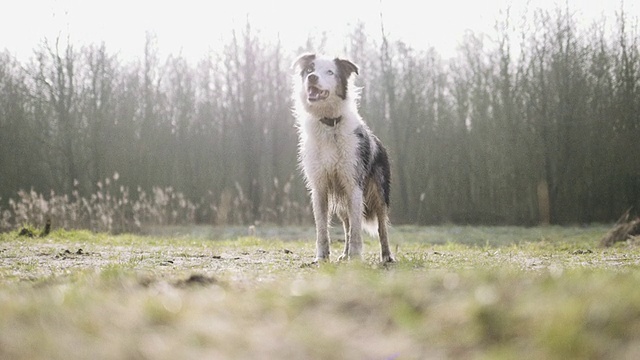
[0,173,311,233]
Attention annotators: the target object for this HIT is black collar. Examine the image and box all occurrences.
[319,116,342,127]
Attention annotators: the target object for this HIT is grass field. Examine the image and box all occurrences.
[1,225,640,359]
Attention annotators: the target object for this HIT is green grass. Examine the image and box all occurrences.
[1,225,640,359]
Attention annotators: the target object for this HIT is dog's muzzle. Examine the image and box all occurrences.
[306,74,329,102]
[307,86,329,102]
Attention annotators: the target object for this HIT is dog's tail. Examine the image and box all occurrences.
[362,216,383,237]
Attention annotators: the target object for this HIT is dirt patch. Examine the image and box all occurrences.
[174,274,218,287]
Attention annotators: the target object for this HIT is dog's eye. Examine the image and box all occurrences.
[304,67,313,74]
[327,70,334,75]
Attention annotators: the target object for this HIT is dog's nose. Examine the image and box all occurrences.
[307,74,318,84]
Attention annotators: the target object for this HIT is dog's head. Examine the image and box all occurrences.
[292,53,359,115]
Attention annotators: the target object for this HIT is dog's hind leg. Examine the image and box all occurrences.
[377,206,394,263]
[311,189,331,262]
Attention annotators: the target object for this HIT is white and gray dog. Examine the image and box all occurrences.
[292,53,394,263]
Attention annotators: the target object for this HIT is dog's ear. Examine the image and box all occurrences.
[292,53,316,72]
[335,58,359,78]
[334,58,359,99]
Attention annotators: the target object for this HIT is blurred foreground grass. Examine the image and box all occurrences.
[1,225,640,359]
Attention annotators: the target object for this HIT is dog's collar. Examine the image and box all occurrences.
[319,116,342,127]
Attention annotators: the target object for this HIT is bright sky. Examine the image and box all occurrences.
[1,0,638,62]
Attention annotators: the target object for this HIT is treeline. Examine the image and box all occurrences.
[1,7,639,229]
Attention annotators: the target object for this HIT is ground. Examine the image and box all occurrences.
[1,225,640,359]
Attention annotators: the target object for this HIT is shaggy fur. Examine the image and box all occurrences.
[292,53,394,263]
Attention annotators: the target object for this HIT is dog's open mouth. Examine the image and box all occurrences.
[307,86,329,102]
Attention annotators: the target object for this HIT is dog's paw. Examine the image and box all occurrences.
[301,261,319,268]
[313,256,330,264]
[381,255,396,264]
[301,257,329,268]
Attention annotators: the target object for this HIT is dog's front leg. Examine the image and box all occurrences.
[338,214,350,261]
[347,189,364,260]
[311,189,330,262]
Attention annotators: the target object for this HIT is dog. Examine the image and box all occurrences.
[292,53,394,263]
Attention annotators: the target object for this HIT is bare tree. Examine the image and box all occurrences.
[32,36,82,193]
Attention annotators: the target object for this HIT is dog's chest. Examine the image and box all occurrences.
[302,127,358,183]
